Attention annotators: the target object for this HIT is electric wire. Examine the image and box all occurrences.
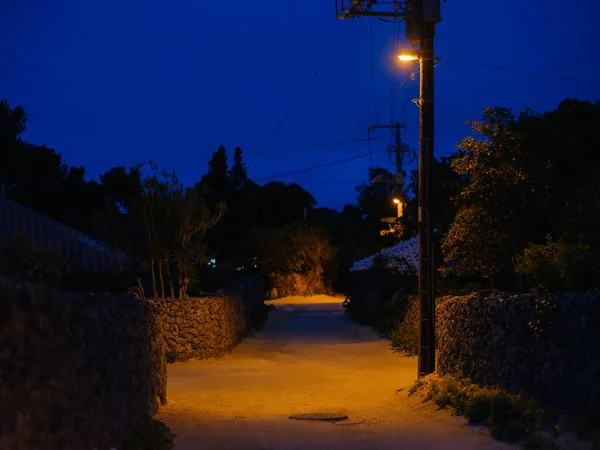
[369,18,380,124]
[445,57,600,86]
[268,68,421,184]
[292,113,374,183]
[255,147,388,182]
[247,19,355,169]
[389,20,399,123]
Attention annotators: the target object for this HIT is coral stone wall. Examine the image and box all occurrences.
[149,295,248,362]
[0,279,167,450]
[436,291,600,411]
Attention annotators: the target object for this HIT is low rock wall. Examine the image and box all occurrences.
[149,295,247,362]
[436,291,600,411]
[0,279,167,450]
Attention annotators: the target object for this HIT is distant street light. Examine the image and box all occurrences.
[392,197,403,218]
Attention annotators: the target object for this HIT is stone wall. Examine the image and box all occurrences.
[149,295,248,362]
[436,291,600,411]
[0,279,167,450]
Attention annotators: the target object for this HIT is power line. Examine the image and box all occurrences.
[369,18,380,123]
[271,68,420,184]
[255,148,387,182]
[300,113,373,174]
[445,57,600,86]
[389,19,399,123]
[304,67,422,180]
[247,19,355,169]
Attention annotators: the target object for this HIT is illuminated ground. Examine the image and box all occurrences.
[158,295,513,449]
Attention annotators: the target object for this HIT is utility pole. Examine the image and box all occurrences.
[337,0,442,377]
[367,121,407,196]
[417,20,436,377]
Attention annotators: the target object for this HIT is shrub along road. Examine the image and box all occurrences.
[157,295,513,449]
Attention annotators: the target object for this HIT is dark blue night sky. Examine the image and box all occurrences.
[2,1,599,208]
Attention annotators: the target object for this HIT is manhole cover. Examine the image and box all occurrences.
[289,412,349,422]
[333,418,365,426]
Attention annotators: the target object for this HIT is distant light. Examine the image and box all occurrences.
[393,198,401,204]
[398,53,419,61]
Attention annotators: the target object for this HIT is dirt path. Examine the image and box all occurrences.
[158,295,514,450]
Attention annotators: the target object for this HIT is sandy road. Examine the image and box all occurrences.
[157,295,514,450]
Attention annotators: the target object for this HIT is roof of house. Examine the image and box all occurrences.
[350,236,418,273]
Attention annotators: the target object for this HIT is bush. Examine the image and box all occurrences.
[465,390,493,423]
[122,419,175,450]
[258,223,336,296]
[515,235,596,292]
[269,272,327,298]
[389,295,419,354]
[0,232,68,284]
[412,374,540,443]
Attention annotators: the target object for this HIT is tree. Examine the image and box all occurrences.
[354,167,402,246]
[401,156,463,241]
[198,145,230,208]
[0,100,108,235]
[137,162,224,299]
[100,165,142,213]
[256,182,316,227]
[230,146,248,191]
[442,100,600,291]
[441,107,529,284]
[257,223,336,296]
[356,167,396,222]
[0,100,27,186]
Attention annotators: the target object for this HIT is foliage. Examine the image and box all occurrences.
[0,232,68,284]
[412,373,599,448]
[442,100,600,292]
[389,295,419,354]
[121,419,175,450]
[137,162,224,299]
[230,146,248,191]
[256,223,336,297]
[258,223,335,277]
[269,273,328,298]
[0,101,106,235]
[442,107,526,283]
[515,235,595,292]
[412,374,541,443]
[355,167,404,243]
[401,156,463,239]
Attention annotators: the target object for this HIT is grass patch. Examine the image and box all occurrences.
[122,418,175,450]
[409,373,598,448]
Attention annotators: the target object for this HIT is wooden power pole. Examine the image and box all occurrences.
[367,121,407,193]
[337,0,442,377]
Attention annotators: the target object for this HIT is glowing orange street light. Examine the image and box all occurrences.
[398,52,419,62]
[392,197,403,218]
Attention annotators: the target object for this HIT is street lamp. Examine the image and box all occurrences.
[398,52,420,61]
[392,197,403,218]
